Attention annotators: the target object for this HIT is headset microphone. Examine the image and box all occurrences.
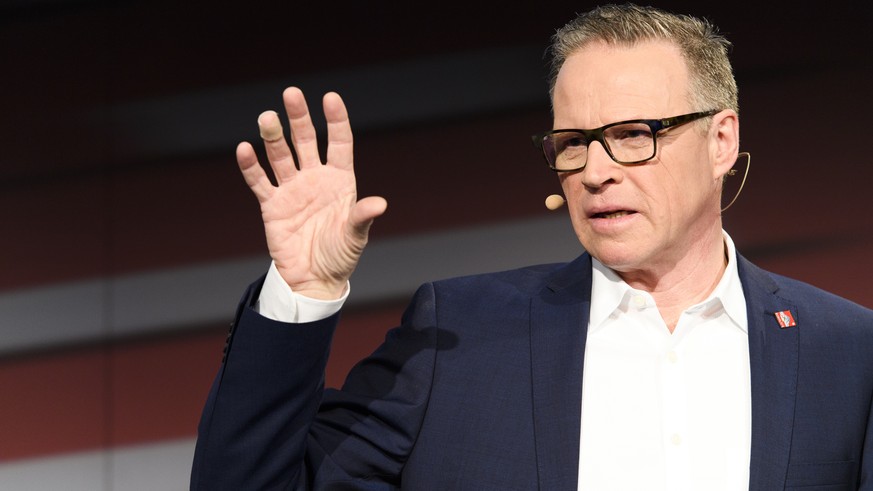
[545,194,566,210]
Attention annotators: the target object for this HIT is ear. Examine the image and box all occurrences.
[709,109,739,180]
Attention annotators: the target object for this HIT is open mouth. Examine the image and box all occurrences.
[593,210,635,219]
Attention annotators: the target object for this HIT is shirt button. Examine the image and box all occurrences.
[670,434,682,446]
[631,295,646,308]
[667,350,678,363]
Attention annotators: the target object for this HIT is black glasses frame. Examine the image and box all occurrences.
[532,110,719,172]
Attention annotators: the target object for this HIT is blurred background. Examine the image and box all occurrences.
[1,0,871,488]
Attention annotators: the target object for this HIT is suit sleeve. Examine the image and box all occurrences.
[190,280,439,490]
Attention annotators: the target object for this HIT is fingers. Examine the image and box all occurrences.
[257,110,297,184]
[283,87,322,170]
[241,88,355,199]
[323,92,354,170]
[236,142,274,202]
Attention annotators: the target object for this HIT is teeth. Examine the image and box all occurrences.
[602,211,630,219]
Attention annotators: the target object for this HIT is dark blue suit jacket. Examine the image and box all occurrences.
[191,253,873,490]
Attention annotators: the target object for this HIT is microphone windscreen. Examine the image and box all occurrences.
[545,194,565,210]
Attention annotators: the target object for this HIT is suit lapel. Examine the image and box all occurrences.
[528,254,799,489]
[738,256,799,491]
[529,254,592,491]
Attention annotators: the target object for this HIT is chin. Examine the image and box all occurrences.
[584,244,642,272]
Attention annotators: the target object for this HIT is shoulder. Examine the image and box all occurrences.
[772,273,872,317]
[739,255,873,334]
[399,254,591,321]
[430,253,591,297]
[771,274,873,343]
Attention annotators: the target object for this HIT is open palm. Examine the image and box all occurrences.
[237,88,386,300]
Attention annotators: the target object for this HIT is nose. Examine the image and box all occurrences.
[580,141,622,189]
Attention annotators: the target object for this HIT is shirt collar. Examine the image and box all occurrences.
[708,231,747,332]
[588,230,747,333]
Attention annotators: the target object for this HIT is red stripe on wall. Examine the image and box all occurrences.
[0,303,405,462]
[0,348,108,461]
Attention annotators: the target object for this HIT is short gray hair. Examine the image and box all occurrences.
[548,4,738,113]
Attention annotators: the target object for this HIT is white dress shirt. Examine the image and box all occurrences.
[578,232,751,490]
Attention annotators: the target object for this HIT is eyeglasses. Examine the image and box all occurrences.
[531,110,718,172]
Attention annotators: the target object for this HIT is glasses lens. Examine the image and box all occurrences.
[603,123,655,163]
[545,132,588,170]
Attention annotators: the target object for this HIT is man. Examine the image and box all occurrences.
[191,4,873,490]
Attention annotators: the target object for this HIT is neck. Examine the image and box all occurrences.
[618,228,728,333]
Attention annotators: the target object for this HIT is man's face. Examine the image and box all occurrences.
[553,40,726,278]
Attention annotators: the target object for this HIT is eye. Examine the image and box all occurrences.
[553,132,588,154]
[613,128,652,140]
[564,135,586,147]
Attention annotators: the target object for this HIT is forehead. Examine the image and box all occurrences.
[552,40,691,126]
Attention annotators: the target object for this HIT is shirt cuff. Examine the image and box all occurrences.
[254,261,349,323]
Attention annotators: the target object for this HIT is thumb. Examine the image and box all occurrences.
[349,196,388,239]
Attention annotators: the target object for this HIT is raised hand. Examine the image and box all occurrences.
[236,87,387,300]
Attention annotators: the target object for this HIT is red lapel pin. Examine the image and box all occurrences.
[774,310,796,328]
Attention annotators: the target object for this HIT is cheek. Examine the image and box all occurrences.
[661,146,716,203]
[558,178,593,240]
[557,173,572,194]
[563,181,588,214]
[646,161,699,211]
[559,171,589,199]
[677,167,716,208]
